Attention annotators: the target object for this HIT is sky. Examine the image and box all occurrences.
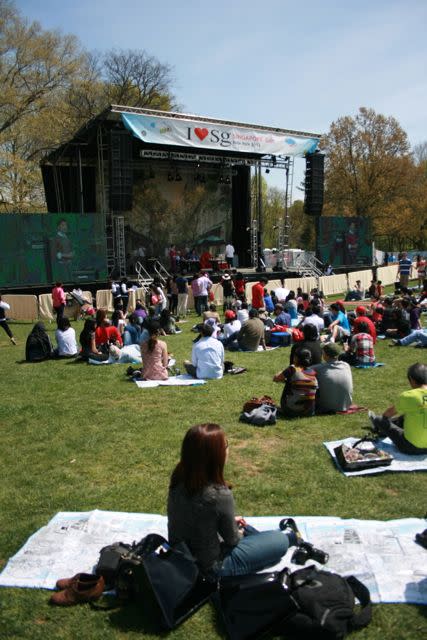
[15,0,427,195]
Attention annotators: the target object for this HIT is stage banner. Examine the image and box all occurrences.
[122,113,320,157]
[317,217,373,268]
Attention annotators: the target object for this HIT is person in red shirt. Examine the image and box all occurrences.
[95,308,123,349]
[199,250,212,270]
[353,306,377,343]
[52,282,66,328]
[251,277,268,309]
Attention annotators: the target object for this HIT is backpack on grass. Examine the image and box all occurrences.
[214,565,371,640]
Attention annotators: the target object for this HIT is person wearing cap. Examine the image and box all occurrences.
[353,306,377,343]
[236,300,249,325]
[251,277,268,310]
[220,272,236,311]
[311,342,353,413]
[184,323,224,379]
[345,280,364,301]
[219,310,242,347]
[341,321,375,366]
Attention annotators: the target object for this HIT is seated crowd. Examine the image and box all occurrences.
[20,269,426,456]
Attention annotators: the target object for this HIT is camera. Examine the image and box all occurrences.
[291,541,329,566]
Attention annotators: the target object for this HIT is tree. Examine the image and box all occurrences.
[0,2,177,211]
[0,0,81,136]
[102,49,176,111]
[322,107,411,231]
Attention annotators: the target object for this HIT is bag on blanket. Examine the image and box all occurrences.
[96,534,214,629]
[214,565,372,640]
[334,437,393,472]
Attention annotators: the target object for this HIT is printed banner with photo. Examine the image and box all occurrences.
[0,213,108,287]
[318,216,373,267]
[122,112,320,157]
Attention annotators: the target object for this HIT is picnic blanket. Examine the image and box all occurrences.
[0,510,425,604]
[134,374,206,388]
[355,362,385,369]
[325,436,427,476]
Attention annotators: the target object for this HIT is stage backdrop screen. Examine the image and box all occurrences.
[317,216,372,267]
[0,213,107,288]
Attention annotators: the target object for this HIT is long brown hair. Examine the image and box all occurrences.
[170,423,228,494]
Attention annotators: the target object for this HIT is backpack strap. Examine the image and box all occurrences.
[346,575,372,630]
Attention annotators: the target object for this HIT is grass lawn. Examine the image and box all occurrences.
[0,306,426,639]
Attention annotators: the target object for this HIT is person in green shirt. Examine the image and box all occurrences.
[369,363,427,454]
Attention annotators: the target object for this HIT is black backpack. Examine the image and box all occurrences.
[25,333,52,362]
[282,565,372,639]
[215,565,371,640]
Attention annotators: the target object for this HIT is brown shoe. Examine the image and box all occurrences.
[55,572,99,591]
[50,574,104,606]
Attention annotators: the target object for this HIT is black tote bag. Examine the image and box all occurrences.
[131,540,215,629]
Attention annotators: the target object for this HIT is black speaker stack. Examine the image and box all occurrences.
[304,152,324,216]
[109,130,133,211]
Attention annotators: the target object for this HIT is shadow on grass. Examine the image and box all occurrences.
[107,600,169,636]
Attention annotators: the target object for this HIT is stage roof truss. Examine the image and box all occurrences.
[138,149,290,169]
[109,104,322,140]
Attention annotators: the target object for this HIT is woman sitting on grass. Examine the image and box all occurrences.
[54,317,78,358]
[273,348,318,418]
[79,318,108,362]
[140,320,169,380]
[95,308,122,350]
[167,423,299,576]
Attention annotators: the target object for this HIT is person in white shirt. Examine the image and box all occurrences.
[196,272,213,315]
[300,305,325,337]
[274,284,290,303]
[225,243,235,267]
[236,301,249,325]
[54,317,78,357]
[184,324,224,379]
[0,296,16,345]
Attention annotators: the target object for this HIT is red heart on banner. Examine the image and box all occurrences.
[194,127,209,141]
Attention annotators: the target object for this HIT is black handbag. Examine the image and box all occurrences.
[119,539,215,629]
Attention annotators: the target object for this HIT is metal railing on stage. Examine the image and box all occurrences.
[135,261,153,295]
[153,261,171,284]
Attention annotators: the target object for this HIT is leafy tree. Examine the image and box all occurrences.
[322,107,411,229]
[0,0,81,136]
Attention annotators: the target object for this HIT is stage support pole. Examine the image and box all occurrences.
[256,161,265,271]
[78,146,84,214]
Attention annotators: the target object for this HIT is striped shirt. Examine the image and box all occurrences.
[281,365,318,416]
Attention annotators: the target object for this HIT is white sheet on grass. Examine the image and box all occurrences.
[0,510,426,605]
[324,437,427,476]
[134,374,206,388]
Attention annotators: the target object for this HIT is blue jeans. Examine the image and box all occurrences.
[399,329,427,347]
[219,526,294,577]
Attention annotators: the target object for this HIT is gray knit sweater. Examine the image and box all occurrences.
[167,483,240,573]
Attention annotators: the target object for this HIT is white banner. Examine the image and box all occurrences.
[122,112,320,157]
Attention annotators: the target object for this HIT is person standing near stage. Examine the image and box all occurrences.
[197,271,213,316]
[0,295,17,345]
[397,252,413,288]
[225,242,235,268]
[251,277,268,310]
[176,274,189,317]
[52,282,66,328]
